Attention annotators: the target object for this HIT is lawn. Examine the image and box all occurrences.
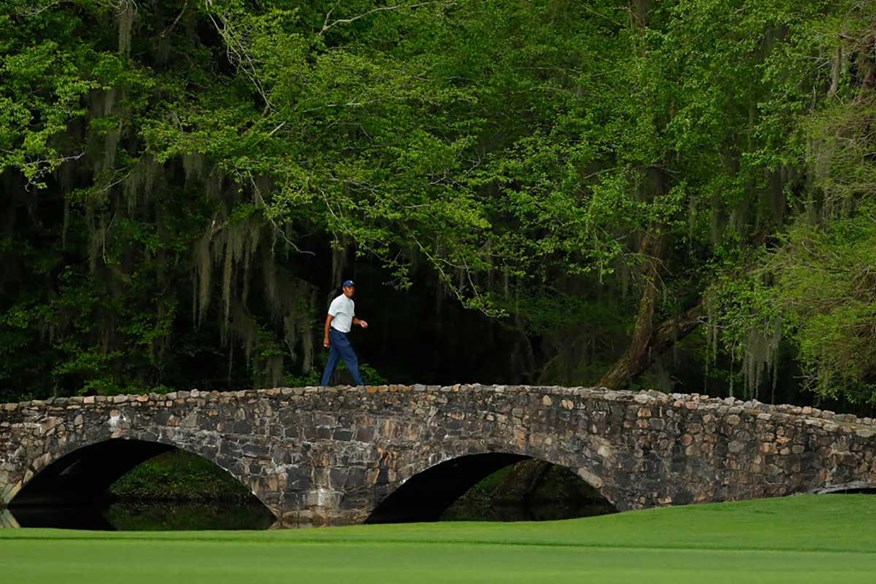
[1,495,874,583]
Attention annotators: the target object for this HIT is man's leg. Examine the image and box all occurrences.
[342,348,365,386]
[320,344,340,386]
[331,330,365,386]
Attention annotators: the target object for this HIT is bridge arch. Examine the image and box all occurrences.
[367,450,615,523]
[8,436,275,520]
[11,438,174,507]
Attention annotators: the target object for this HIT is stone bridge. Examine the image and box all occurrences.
[1,385,875,526]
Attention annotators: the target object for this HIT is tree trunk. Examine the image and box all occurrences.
[598,230,664,389]
[649,301,705,356]
[632,0,649,27]
[493,459,553,504]
[599,293,704,389]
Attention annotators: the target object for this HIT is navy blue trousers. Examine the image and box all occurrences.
[320,328,364,386]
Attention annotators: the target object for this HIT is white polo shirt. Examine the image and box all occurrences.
[328,294,355,333]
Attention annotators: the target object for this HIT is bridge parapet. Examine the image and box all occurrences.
[1,385,875,526]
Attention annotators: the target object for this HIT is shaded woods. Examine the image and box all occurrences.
[1,1,874,412]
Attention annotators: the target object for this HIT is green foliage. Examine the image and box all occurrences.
[1,0,875,404]
[109,450,253,501]
[444,460,616,521]
[104,501,275,531]
[765,212,876,402]
[704,1,876,403]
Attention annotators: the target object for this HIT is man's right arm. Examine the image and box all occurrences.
[323,314,334,348]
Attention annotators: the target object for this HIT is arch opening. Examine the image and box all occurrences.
[814,483,876,495]
[9,439,274,530]
[366,453,617,524]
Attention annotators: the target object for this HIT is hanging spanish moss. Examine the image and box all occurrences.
[117,0,136,57]
[188,171,319,385]
[742,321,781,401]
[122,155,160,214]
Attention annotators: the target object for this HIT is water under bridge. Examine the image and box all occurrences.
[1,385,875,527]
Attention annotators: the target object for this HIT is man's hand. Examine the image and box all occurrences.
[323,337,330,348]
[359,320,368,329]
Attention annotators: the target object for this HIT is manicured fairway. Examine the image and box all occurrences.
[2,495,874,583]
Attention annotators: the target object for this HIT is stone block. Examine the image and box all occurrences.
[760,443,778,455]
[333,429,353,441]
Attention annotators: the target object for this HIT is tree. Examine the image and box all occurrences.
[1,0,874,407]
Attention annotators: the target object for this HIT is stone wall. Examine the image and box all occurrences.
[1,385,875,526]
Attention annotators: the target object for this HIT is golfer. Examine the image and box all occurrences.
[320,279,368,386]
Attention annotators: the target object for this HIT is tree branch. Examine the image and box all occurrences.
[320,2,450,36]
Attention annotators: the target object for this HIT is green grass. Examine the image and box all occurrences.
[2,495,875,583]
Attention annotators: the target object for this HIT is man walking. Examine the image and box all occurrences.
[320,279,368,386]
